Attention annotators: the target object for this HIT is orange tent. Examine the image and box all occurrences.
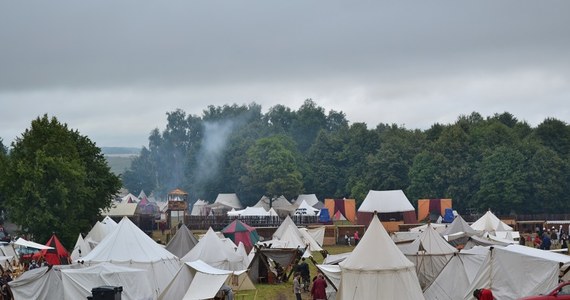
[324,199,356,223]
[417,199,452,222]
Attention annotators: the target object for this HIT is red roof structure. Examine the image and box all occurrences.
[32,234,70,265]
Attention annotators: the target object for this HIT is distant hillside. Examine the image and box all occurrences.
[102,147,140,175]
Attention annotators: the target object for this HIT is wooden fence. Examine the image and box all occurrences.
[184,215,320,231]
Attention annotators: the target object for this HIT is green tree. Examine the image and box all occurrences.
[290,99,328,153]
[3,115,121,247]
[241,135,304,201]
[305,130,347,198]
[533,118,570,157]
[475,146,527,214]
[122,147,156,196]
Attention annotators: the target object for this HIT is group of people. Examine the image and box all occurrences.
[293,258,328,300]
[343,230,360,246]
[293,271,327,300]
[531,226,569,251]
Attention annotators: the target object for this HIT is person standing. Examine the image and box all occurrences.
[344,231,350,246]
[353,230,360,246]
[293,272,302,300]
[298,258,310,291]
[311,274,327,300]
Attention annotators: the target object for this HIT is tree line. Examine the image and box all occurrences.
[121,99,570,215]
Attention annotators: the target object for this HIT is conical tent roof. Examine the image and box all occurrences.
[400,224,458,255]
[294,200,320,215]
[191,199,209,216]
[470,210,513,232]
[273,215,300,240]
[293,194,320,207]
[254,195,295,212]
[338,215,423,299]
[341,215,415,271]
[83,217,178,262]
[442,215,479,236]
[33,234,70,265]
[165,224,199,258]
[213,193,242,209]
[182,228,248,271]
[70,233,91,262]
[81,217,181,295]
[358,189,414,213]
[222,220,260,253]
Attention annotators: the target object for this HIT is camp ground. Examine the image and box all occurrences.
[4,189,570,300]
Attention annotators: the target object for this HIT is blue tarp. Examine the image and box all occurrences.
[319,208,331,222]
[442,208,454,223]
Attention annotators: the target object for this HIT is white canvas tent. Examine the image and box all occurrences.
[338,215,424,300]
[316,264,341,300]
[165,224,199,258]
[212,193,243,209]
[304,227,325,247]
[81,217,181,298]
[293,194,320,207]
[358,189,415,213]
[399,224,458,289]
[254,195,296,217]
[70,233,92,262]
[84,218,118,249]
[9,266,64,300]
[268,216,323,251]
[159,260,252,300]
[227,206,269,217]
[61,262,154,300]
[14,237,53,250]
[182,228,248,271]
[294,200,320,216]
[190,200,209,216]
[410,223,448,234]
[423,246,488,300]
[464,244,570,300]
[470,210,513,232]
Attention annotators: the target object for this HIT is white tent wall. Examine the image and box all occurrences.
[423,248,488,300]
[358,189,415,213]
[399,224,458,289]
[470,210,513,232]
[70,233,92,262]
[464,245,570,300]
[9,266,64,300]
[158,262,196,300]
[159,260,246,300]
[81,217,181,298]
[338,268,425,300]
[338,215,424,300]
[61,262,154,300]
[182,228,248,271]
[306,227,325,246]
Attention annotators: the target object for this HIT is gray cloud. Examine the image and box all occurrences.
[1,1,569,147]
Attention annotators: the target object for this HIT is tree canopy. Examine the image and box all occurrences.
[1,115,121,247]
[122,102,570,215]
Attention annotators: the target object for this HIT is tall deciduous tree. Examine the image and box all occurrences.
[241,135,304,201]
[3,115,121,247]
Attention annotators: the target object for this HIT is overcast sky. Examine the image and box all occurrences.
[1,1,569,148]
